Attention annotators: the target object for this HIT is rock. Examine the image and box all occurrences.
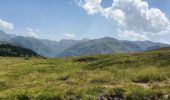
[163,94,169,100]
[98,93,124,100]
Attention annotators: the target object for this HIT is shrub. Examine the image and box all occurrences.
[99,88,126,100]
[24,57,30,60]
[86,86,105,96]
[64,90,82,100]
[126,87,169,100]
[74,56,98,62]
[110,88,126,99]
[0,81,7,90]
[57,74,70,81]
[126,86,150,100]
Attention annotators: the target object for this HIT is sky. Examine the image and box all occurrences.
[0,0,170,44]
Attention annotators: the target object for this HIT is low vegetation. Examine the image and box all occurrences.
[0,47,170,99]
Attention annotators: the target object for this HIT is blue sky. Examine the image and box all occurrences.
[0,0,170,43]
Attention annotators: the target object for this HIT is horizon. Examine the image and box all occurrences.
[0,0,170,44]
[1,29,170,44]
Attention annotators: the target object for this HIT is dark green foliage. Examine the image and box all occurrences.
[99,88,126,100]
[37,95,62,100]
[86,86,105,96]
[0,81,7,90]
[0,44,40,57]
[64,90,82,100]
[102,88,169,100]
[90,79,110,84]
[17,94,30,100]
[73,56,99,62]
[126,89,169,100]
[57,74,70,81]
[132,73,167,83]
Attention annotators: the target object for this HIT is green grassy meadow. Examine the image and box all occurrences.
[0,48,170,99]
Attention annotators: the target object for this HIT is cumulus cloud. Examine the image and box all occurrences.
[158,39,170,44]
[77,0,170,41]
[0,19,14,30]
[82,0,102,14]
[118,30,148,41]
[26,27,39,38]
[64,33,76,38]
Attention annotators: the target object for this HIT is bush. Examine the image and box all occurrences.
[0,81,7,90]
[99,88,126,100]
[86,86,105,96]
[110,88,126,99]
[24,57,30,60]
[126,86,150,100]
[74,56,98,62]
[57,74,70,81]
[126,87,169,100]
[64,90,82,100]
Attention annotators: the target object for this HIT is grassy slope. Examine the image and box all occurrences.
[0,48,170,99]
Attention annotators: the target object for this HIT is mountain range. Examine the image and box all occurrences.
[0,30,169,57]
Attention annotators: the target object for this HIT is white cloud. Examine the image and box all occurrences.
[118,30,148,41]
[26,27,39,38]
[64,33,76,38]
[78,0,170,41]
[0,19,14,30]
[158,39,170,44]
[82,0,102,14]
[102,8,125,25]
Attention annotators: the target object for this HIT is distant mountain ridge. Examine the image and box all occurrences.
[0,30,13,42]
[0,30,169,57]
[58,37,168,57]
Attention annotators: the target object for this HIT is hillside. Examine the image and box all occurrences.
[58,37,168,57]
[0,44,40,57]
[10,36,79,57]
[0,48,169,99]
[148,47,170,52]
